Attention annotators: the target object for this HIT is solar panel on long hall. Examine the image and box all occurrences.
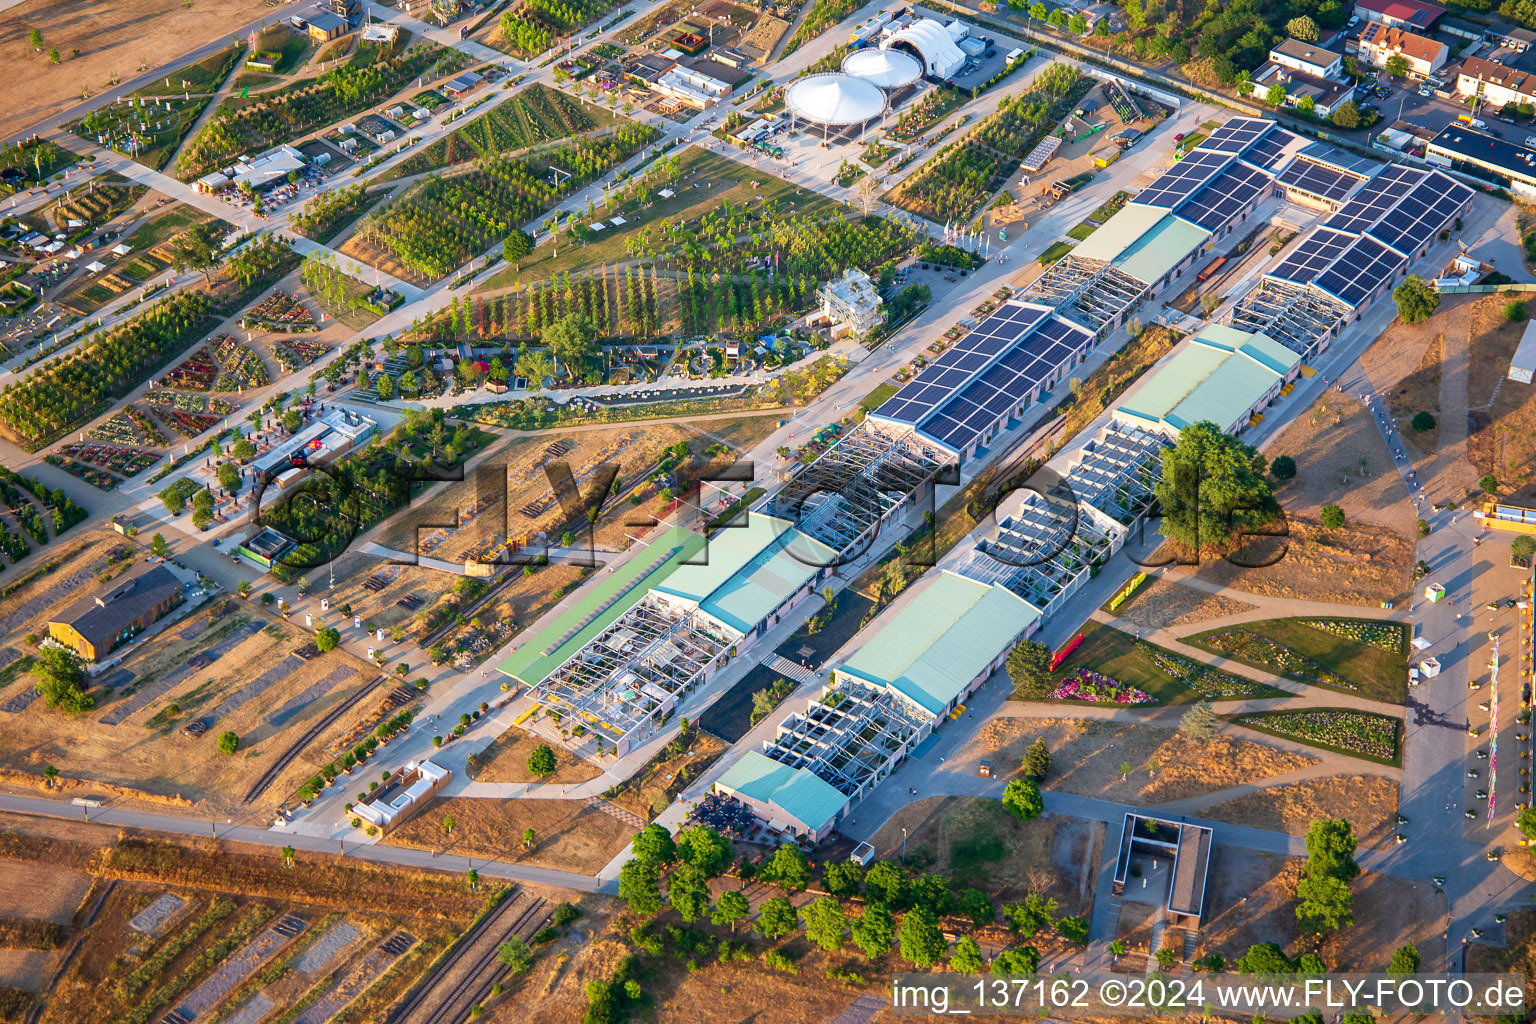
[1269,227,1354,284]
[1136,150,1233,208]
[1314,235,1401,307]
[871,302,1092,452]
[1177,162,1271,229]
[1199,117,1273,154]
[1277,159,1360,202]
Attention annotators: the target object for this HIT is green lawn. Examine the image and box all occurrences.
[123,207,212,251]
[138,44,244,97]
[1038,240,1074,266]
[1067,221,1098,241]
[1050,620,1289,705]
[0,140,76,191]
[1229,708,1403,766]
[857,381,898,417]
[1187,617,1408,704]
[477,146,841,290]
[308,268,384,330]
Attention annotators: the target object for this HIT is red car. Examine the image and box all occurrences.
[1173,132,1186,142]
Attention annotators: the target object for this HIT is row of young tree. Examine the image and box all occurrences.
[359,124,659,280]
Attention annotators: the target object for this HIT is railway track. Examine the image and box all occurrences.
[241,675,386,804]
[387,891,547,1024]
[425,895,549,1024]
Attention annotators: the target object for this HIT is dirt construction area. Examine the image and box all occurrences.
[382,795,632,875]
[1466,295,1536,492]
[0,0,257,138]
[953,717,1316,805]
[1109,577,1255,632]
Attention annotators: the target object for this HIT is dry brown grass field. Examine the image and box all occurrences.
[383,795,631,874]
[0,0,255,138]
[466,725,603,786]
[1200,775,1399,845]
[605,729,726,822]
[1108,577,1256,630]
[1467,296,1536,491]
[955,717,1315,804]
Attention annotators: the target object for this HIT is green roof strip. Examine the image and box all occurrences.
[1115,323,1301,434]
[496,526,706,687]
[837,571,1040,717]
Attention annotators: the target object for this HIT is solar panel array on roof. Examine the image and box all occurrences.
[1324,164,1423,234]
[1199,117,1273,154]
[1242,130,1293,171]
[1136,150,1232,208]
[1178,162,1272,230]
[922,318,1092,450]
[1277,158,1363,202]
[872,302,1092,453]
[1269,227,1354,284]
[874,303,1050,426]
[1369,173,1475,255]
[1315,235,1401,307]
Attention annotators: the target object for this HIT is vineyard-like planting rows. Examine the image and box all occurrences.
[353,124,659,280]
[177,44,444,178]
[498,0,622,57]
[894,63,1091,222]
[393,84,598,176]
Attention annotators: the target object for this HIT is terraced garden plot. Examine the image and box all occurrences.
[128,893,188,936]
[292,920,361,975]
[158,346,219,391]
[98,621,264,725]
[290,931,416,1024]
[389,83,604,177]
[56,442,157,477]
[211,335,270,391]
[264,666,356,728]
[173,914,307,1020]
[88,408,168,447]
[271,337,330,373]
[204,653,305,725]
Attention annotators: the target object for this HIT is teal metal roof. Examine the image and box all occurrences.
[496,526,706,686]
[837,571,1039,716]
[1116,213,1212,285]
[654,513,835,634]
[716,750,848,832]
[1059,202,1212,287]
[1115,325,1299,433]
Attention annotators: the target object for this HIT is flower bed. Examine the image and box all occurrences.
[241,291,317,333]
[58,441,157,476]
[212,334,270,391]
[272,337,330,373]
[159,346,218,391]
[89,408,168,447]
[1198,629,1357,691]
[1298,618,1405,654]
[1236,709,1399,762]
[1134,642,1267,698]
[44,454,117,490]
[1049,668,1152,704]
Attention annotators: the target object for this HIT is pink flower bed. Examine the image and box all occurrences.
[1049,669,1152,704]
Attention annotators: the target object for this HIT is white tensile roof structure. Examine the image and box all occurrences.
[784,74,887,127]
[841,47,922,89]
[882,18,967,79]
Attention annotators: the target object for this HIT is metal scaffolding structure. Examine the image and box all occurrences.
[1067,422,1170,526]
[955,422,1168,615]
[1017,256,1150,334]
[534,595,736,747]
[765,678,930,798]
[769,422,952,553]
[1226,278,1349,357]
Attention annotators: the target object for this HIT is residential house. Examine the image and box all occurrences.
[1456,55,1536,109]
[1358,21,1448,78]
[1352,0,1445,31]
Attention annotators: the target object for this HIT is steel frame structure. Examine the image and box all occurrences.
[765,678,929,799]
[1226,278,1349,357]
[534,594,736,746]
[769,422,951,554]
[1018,255,1149,335]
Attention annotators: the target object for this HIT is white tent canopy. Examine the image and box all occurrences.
[883,18,967,79]
[784,74,887,126]
[842,48,923,90]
